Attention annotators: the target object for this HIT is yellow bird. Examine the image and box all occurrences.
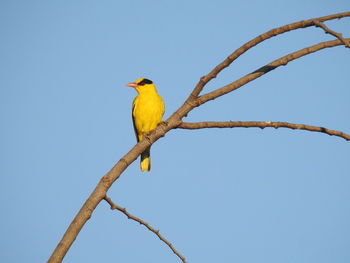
[126,78,165,172]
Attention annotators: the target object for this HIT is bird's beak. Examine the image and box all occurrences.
[126,82,138,88]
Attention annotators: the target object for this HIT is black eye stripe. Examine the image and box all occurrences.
[138,78,153,86]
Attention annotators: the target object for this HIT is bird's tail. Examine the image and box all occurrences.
[140,146,151,172]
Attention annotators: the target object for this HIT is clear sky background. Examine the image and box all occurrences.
[1,1,349,262]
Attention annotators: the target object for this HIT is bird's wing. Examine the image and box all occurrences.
[161,96,165,118]
[132,99,139,142]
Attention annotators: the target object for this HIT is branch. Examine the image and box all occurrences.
[104,196,187,263]
[47,12,350,263]
[178,121,350,141]
[197,38,349,105]
[190,12,350,97]
[313,20,350,48]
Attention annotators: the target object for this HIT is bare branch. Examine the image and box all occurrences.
[178,121,350,141]
[197,39,349,106]
[190,12,350,97]
[104,196,187,263]
[313,20,350,48]
[47,12,350,263]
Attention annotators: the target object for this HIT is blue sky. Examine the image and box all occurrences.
[1,1,349,262]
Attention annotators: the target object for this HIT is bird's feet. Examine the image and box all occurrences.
[159,121,168,127]
[144,133,152,143]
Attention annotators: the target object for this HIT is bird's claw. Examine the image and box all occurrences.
[144,133,152,143]
[159,121,168,127]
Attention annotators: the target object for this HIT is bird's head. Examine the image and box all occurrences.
[126,78,155,93]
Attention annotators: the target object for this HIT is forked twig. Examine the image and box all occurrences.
[190,12,350,97]
[104,196,187,263]
[198,38,349,105]
[313,20,350,48]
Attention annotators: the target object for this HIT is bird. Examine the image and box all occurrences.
[126,78,165,171]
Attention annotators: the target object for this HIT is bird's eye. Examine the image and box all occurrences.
[138,78,153,86]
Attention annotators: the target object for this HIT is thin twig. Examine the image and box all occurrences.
[178,121,350,141]
[313,20,350,48]
[103,196,187,263]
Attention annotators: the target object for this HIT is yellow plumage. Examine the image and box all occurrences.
[126,78,165,172]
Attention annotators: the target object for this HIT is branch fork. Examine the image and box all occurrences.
[313,20,350,48]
